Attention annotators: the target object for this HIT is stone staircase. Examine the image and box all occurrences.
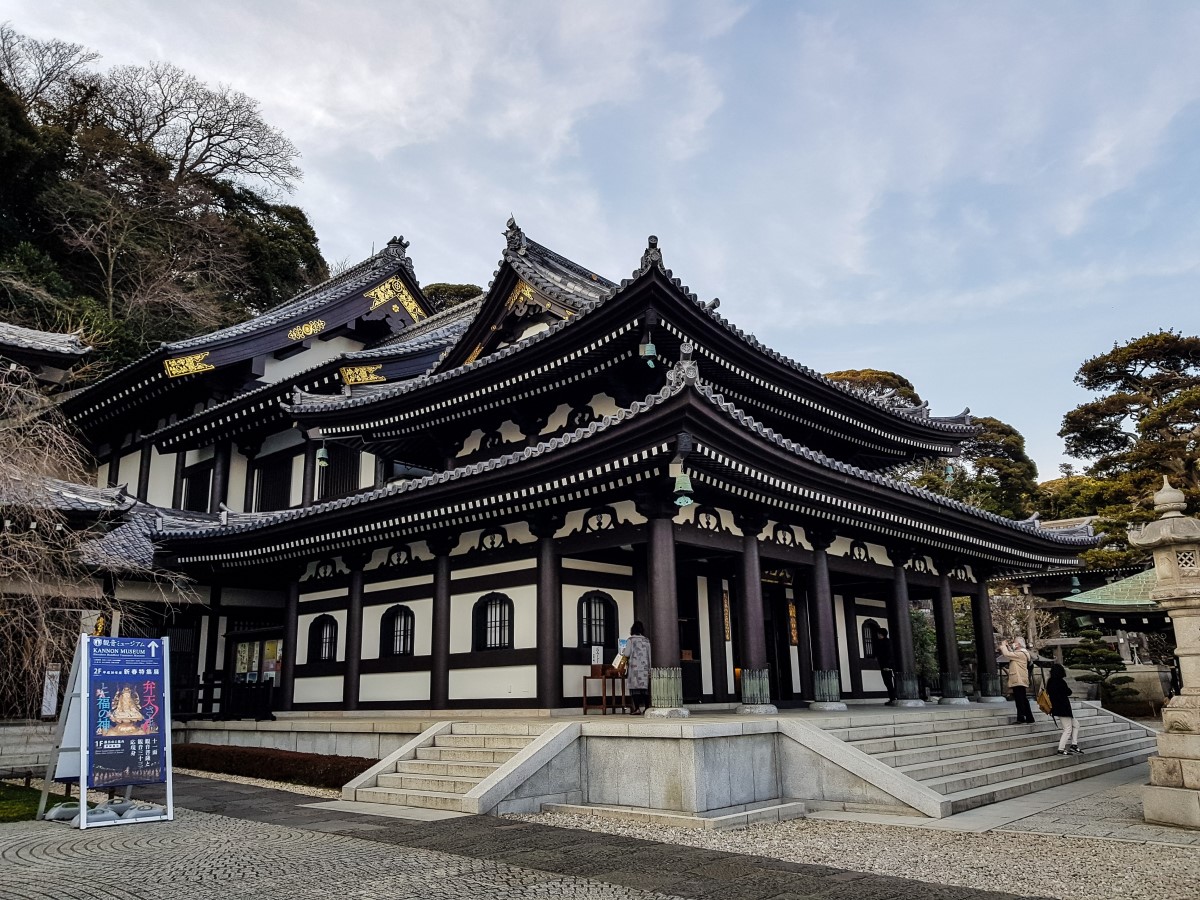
[354,722,553,812]
[825,704,1157,815]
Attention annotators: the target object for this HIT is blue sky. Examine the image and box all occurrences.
[8,1,1199,485]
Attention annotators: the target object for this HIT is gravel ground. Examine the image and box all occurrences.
[172,767,339,799]
[511,811,1200,900]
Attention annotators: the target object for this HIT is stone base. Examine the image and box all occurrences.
[808,701,848,711]
[976,695,1009,705]
[892,699,926,708]
[735,704,779,716]
[645,706,691,718]
[1143,785,1200,830]
[938,696,971,705]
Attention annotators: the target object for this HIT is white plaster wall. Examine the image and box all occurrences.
[834,595,851,683]
[299,587,347,602]
[359,451,376,488]
[288,454,304,507]
[198,617,210,677]
[790,644,802,691]
[449,665,536,700]
[145,449,175,506]
[518,322,550,341]
[185,447,215,465]
[589,392,619,417]
[365,574,433,593]
[679,504,744,536]
[458,428,484,457]
[562,559,632,576]
[297,608,347,665]
[723,580,734,689]
[214,615,226,671]
[562,664,593,698]
[542,403,571,434]
[118,450,140,490]
[293,676,343,704]
[360,671,430,702]
[363,597,432,658]
[766,520,808,549]
[95,461,109,488]
[452,558,536,578]
[227,450,248,512]
[261,335,363,383]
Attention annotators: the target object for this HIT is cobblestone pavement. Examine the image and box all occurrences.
[0,776,1037,900]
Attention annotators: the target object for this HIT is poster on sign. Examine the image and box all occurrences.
[86,637,170,788]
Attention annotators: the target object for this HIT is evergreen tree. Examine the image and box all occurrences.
[1066,629,1138,707]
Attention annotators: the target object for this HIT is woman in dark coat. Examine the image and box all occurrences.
[1047,663,1082,755]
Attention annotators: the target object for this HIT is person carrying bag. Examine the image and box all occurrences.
[1047,663,1083,755]
[998,638,1035,724]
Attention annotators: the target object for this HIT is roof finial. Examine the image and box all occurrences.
[505,216,527,255]
[1154,475,1188,518]
[639,235,663,275]
[667,339,700,388]
[380,235,417,281]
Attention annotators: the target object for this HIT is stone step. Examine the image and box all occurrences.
[826,707,1106,743]
[397,759,502,778]
[433,734,536,750]
[877,720,1131,768]
[377,771,484,794]
[849,717,1090,755]
[355,786,467,812]
[945,746,1157,815]
[895,725,1145,780]
[924,736,1158,796]
[449,722,553,736]
[415,746,519,763]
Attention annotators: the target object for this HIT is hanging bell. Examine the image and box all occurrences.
[639,341,657,368]
[316,446,330,468]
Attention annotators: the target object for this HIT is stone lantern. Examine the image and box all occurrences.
[1128,476,1200,828]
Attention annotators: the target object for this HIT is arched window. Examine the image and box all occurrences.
[472,592,514,651]
[380,605,415,657]
[578,591,617,650]
[861,619,879,658]
[308,615,338,663]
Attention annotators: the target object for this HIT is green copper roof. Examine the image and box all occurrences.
[1064,569,1158,609]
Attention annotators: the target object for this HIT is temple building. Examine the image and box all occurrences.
[51,221,1096,717]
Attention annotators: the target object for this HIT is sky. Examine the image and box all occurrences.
[7,1,1199,484]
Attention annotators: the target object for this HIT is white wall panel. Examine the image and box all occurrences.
[364,597,432,658]
[449,665,536,700]
[297,608,346,665]
[293,676,343,703]
[360,671,430,703]
[146,449,175,506]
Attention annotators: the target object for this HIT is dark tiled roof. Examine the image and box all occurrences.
[0,322,89,358]
[80,505,217,571]
[163,373,1094,551]
[0,476,135,515]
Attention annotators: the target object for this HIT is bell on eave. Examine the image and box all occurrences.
[639,341,657,368]
[316,445,330,468]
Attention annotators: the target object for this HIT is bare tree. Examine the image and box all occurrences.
[990,588,1057,653]
[0,21,99,115]
[0,365,190,718]
[101,61,301,193]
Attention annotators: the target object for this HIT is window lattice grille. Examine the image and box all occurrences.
[1178,549,1198,570]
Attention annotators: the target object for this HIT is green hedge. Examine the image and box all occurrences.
[172,743,374,790]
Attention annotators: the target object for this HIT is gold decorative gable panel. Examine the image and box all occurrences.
[340,364,385,385]
[505,280,536,311]
[365,276,426,321]
[287,319,326,341]
[163,352,215,378]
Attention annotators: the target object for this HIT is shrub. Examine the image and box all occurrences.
[172,743,373,790]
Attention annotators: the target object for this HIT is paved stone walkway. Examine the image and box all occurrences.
[0,775,1039,900]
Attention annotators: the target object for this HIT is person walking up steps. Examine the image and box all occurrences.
[999,637,1035,723]
[621,621,652,715]
[1047,663,1082,755]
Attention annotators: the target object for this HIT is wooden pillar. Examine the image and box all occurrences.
[791,570,815,701]
[734,513,774,709]
[972,566,1003,700]
[343,554,367,710]
[646,515,681,667]
[209,440,231,513]
[429,534,456,709]
[932,559,967,703]
[172,451,185,508]
[705,572,729,701]
[533,516,564,709]
[805,525,845,708]
[203,583,223,716]
[885,547,922,704]
[136,442,152,501]
[279,579,299,713]
[302,440,317,508]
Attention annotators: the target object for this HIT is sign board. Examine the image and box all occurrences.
[86,637,170,788]
[591,644,604,666]
[40,634,174,829]
[41,666,61,718]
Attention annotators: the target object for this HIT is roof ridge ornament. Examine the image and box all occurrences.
[667,340,700,389]
[380,235,418,282]
[505,216,528,255]
[638,235,664,275]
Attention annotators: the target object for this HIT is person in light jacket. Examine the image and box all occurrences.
[999,637,1035,723]
[621,621,652,715]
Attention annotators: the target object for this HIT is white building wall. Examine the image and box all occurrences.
[227,450,248,512]
[834,595,851,684]
[288,455,304,507]
[293,676,343,704]
[359,451,376,489]
[360,671,430,703]
[145,449,176,506]
[297,608,347,665]
[449,665,536,700]
[261,335,363,383]
[698,575,713,695]
[363,597,433,659]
